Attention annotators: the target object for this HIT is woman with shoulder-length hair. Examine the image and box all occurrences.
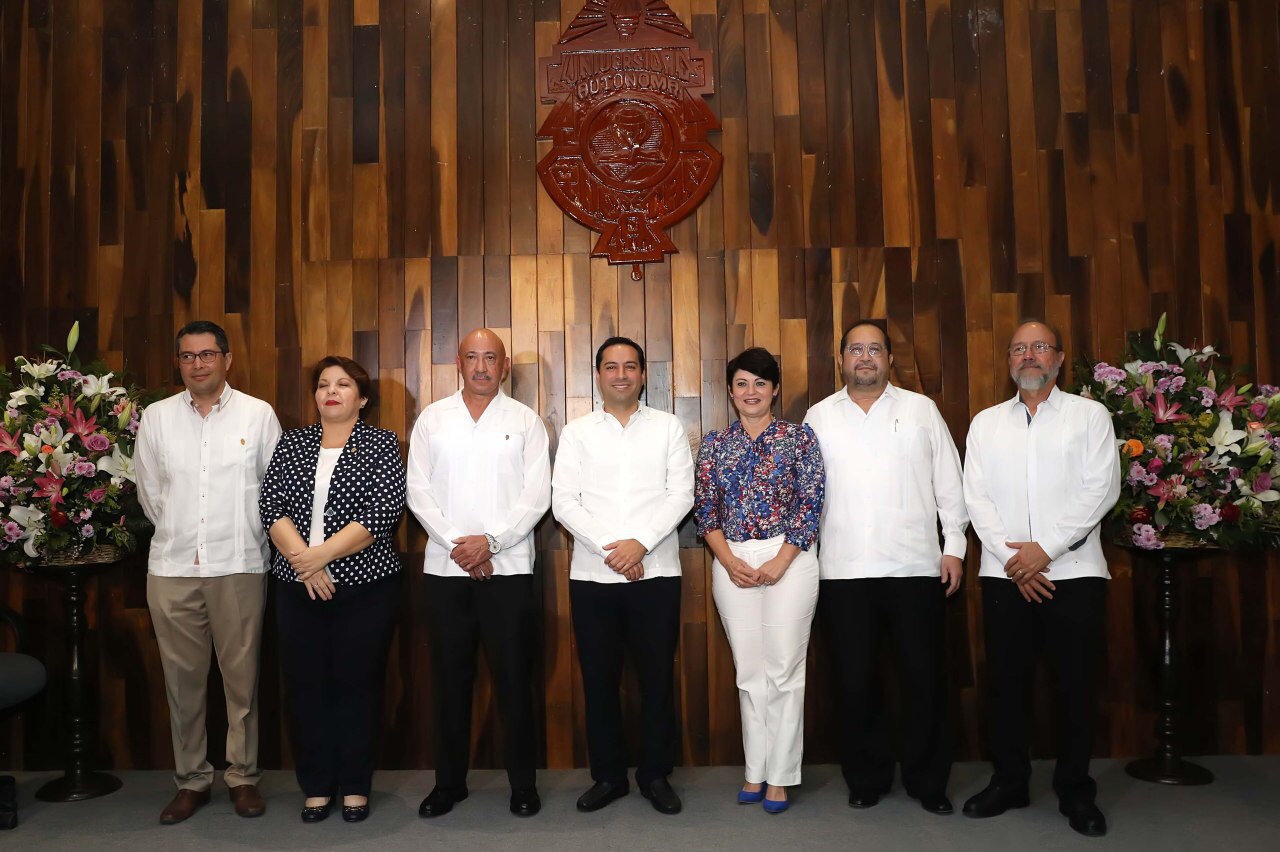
[694,347,825,814]
[259,355,406,824]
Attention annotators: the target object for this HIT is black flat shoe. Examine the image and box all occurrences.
[847,790,882,809]
[639,778,682,815]
[418,786,468,818]
[1060,799,1107,837]
[301,799,332,823]
[510,787,541,817]
[342,804,370,823]
[919,795,954,815]
[962,783,1030,818]
[576,780,629,812]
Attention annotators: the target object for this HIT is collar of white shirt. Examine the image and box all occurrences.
[588,402,655,427]
[832,381,901,412]
[1007,384,1065,416]
[181,382,235,413]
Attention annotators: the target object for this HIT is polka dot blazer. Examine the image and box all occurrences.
[259,419,406,585]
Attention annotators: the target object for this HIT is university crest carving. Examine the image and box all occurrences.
[537,1,722,280]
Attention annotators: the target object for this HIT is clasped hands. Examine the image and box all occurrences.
[450,534,495,581]
[288,544,336,601]
[722,553,792,589]
[1004,540,1054,603]
[603,539,647,581]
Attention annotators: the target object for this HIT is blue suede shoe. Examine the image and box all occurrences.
[762,796,790,814]
[737,787,765,804]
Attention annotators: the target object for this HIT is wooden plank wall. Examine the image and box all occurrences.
[2,0,1279,774]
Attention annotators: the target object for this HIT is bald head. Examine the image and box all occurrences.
[1007,320,1065,393]
[457,327,510,399]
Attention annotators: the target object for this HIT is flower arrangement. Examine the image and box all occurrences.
[0,323,150,563]
[1073,315,1280,550]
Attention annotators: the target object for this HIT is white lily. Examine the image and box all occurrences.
[17,359,59,380]
[1168,342,1218,364]
[79,373,126,399]
[8,387,39,408]
[1235,480,1279,503]
[96,445,137,483]
[8,505,46,559]
[1208,411,1247,462]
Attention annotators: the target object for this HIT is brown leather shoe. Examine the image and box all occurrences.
[229,784,266,818]
[159,788,211,824]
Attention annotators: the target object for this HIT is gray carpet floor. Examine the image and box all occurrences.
[3,758,1278,851]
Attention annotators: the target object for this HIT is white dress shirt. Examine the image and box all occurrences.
[803,384,968,579]
[963,386,1121,581]
[135,384,282,577]
[406,390,551,576]
[552,405,695,583]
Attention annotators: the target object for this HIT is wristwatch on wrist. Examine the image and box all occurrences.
[484,533,501,554]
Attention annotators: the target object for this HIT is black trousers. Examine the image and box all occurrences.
[570,577,681,788]
[276,574,399,798]
[819,577,951,799]
[424,574,538,793]
[981,577,1107,804]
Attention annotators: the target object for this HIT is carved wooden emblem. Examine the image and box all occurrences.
[537,1,722,280]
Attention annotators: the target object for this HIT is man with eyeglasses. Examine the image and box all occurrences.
[134,320,281,824]
[961,320,1119,837]
[802,319,968,816]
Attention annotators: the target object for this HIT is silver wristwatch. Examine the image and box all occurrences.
[484,533,501,554]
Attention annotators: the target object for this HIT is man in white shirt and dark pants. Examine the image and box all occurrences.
[961,320,1120,837]
[804,320,968,815]
[406,328,551,819]
[134,321,281,824]
[552,337,695,815]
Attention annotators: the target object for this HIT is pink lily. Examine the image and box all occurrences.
[1215,385,1248,414]
[33,471,66,507]
[41,396,77,421]
[1147,474,1187,509]
[0,426,19,457]
[1151,392,1190,423]
[65,407,99,441]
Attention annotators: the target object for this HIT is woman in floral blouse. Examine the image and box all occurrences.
[694,347,824,814]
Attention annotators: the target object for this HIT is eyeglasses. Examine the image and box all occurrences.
[177,350,225,365]
[843,344,886,358]
[1008,341,1060,357]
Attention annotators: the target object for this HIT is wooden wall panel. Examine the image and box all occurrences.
[2,0,1280,775]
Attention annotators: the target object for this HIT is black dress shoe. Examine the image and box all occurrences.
[576,780,629,812]
[510,787,541,817]
[919,795,954,815]
[1060,799,1107,837]
[962,783,1030,818]
[301,799,332,823]
[639,778,682,815]
[342,804,370,823]
[418,786,468,818]
[847,790,882,809]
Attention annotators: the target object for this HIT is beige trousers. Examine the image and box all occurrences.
[147,573,267,791]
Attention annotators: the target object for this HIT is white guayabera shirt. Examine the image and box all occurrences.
[963,386,1121,581]
[134,384,282,577]
[406,390,552,577]
[552,405,695,584]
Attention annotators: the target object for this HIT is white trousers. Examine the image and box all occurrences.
[711,535,820,786]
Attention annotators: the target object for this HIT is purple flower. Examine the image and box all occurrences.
[1168,376,1186,392]
[1156,377,1172,393]
[87,486,108,504]
[1260,384,1279,397]
[77,509,92,521]
[1191,503,1221,530]
[83,432,110,453]
[1132,524,1164,550]
[3,521,21,542]
[1093,363,1127,383]
[1255,473,1274,493]
[74,460,97,478]
[1128,462,1158,488]
[1198,386,1217,407]
[126,417,139,435]
[1249,401,1269,420]
[57,370,83,381]
[1148,457,1165,474]
[1165,365,1185,375]
[79,523,94,538]
[0,475,12,491]
[1152,435,1174,458]
[1138,362,1161,375]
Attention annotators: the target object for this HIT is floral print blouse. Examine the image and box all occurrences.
[694,419,825,550]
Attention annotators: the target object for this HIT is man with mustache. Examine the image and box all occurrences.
[803,319,969,817]
[961,320,1120,837]
[552,336,695,815]
[134,320,281,824]
[407,328,551,818]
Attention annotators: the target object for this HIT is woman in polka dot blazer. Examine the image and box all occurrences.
[259,355,406,825]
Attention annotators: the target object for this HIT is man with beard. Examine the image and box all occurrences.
[407,328,551,818]
[961,320,1119,837]
[802,320,968,816]
[552,337,695,815]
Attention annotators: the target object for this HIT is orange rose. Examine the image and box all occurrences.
[1123,438,1145,457]
[41,444,54,455]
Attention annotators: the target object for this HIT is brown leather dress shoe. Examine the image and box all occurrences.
[230,784,266,818]
[159,788,212,824]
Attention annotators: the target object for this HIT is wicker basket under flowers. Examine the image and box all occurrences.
[0,323,151,565]
[1072,314,1280,551]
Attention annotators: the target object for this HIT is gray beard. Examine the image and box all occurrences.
[1012,364,1059,391]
